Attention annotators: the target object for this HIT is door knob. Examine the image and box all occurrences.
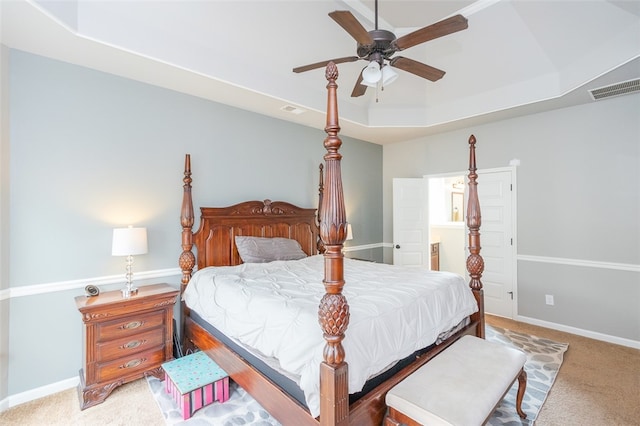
[395,244,401,249]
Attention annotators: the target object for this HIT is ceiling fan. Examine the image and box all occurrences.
[292,0,468,97]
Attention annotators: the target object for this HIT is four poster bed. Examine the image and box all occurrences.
[178,62,485,426]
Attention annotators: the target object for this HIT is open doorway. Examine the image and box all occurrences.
[427,174,466,276]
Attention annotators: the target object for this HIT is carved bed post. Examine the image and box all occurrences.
[318,62,350,426]
[317,163,326,254]
[466,135,486,338]
[318,163,324,225]
[179,154,196,328]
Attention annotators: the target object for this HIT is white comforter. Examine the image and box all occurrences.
[183,255,477,418]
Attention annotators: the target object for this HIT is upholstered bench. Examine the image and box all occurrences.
[385,335,527,426]
[162,351,230,420]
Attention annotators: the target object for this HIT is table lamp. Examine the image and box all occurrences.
[112,226,148,297]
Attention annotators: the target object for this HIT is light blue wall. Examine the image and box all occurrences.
[4,49,382,397]
[384,94,640,342]
[0,44,11,404]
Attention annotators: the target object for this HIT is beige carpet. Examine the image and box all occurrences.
[1,315,638,425]
[0,378,163,426]
[487,316,640,426]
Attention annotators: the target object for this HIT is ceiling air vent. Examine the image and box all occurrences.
[589,78,640,101]
[280,105,306,115]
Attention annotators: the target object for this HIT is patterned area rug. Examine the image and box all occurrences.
[485,325,568,425]
[147,325,568,425]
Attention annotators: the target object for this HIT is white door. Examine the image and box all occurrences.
[475,169,515,318]
[392,178,429,267]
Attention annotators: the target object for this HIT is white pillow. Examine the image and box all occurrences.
[235,236,307,263]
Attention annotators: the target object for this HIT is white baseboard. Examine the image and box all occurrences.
[0,376,78,411]
[516,315,640,349]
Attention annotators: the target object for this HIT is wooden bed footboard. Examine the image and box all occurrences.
[183,315,481,426]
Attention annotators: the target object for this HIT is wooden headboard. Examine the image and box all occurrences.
[194,200,319,268]
[178,155,321,294]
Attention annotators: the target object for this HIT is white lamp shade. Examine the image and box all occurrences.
[361,78,378,88]
[381,66,398,86]
[112,227,148,256]
[362,61,381,85]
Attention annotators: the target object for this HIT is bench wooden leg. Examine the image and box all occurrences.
[385,407,422,426]
[384,413,401,426]
[516,368,527,419]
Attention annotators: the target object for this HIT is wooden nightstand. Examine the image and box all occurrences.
[75,283,179,409]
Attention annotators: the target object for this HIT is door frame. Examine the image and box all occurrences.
[425,166,518,319]
[477,166,518,319]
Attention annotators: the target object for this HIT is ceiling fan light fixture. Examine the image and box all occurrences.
[381,65,398,86]
[362,60,381,85]
[293,5,469,98]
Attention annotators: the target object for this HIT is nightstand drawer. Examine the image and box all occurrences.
[96,347,165,382]
[97,311,164,341]
[97,328,165,362]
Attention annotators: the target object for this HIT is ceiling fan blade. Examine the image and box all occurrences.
[390,57,445,82]
[329,11,374,46]
[293,56,360,73]
[392,14,468,51]
[351,71,367,97]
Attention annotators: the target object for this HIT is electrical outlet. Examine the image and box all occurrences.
[545,294,554,306]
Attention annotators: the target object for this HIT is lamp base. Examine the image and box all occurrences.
[121,287,139,298]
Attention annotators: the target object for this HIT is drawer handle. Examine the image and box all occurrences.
[121,320,144,330]
[122,340,145,350]
[120,358,145,369]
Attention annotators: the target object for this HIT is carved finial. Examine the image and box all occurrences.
[263,199,273,214]
[324,63,342,159]
[468,135,477,174]
[325,62,338,81]
[183,154,192,187]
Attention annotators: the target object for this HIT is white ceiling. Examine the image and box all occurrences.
[2,0,639,144]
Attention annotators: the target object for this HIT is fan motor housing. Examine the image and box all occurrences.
[358,29,396,59]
